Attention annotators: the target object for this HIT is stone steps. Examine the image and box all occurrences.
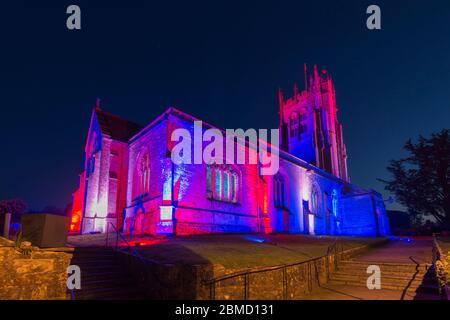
[69,248,147,300]
[334,269,434,279]
[330,274,437,290]
[329,260,440,295]
[338,261,432,273]
[332,270,435,282]
[328,279,439,294]
[74,284,145,300]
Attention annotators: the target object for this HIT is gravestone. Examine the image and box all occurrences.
[0,213,4,237]
[3,213,11,238]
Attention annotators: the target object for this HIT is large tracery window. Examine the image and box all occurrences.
[134,151,151,199]
[207,165,240,203]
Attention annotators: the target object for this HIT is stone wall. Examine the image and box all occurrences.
[340,194,378,236]
[434,237,450,300]
[0,237,73,300]
[115,250,216,299]
[200,241,386,300]
[124,118,168,235]
[117,238,388,300]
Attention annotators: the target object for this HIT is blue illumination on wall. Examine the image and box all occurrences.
[244,236,267,243]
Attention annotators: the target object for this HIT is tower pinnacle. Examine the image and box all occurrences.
[95,97,102,109]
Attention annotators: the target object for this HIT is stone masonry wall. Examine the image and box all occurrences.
[0,237,73,300]
[340,194,377,236]
[116,238,388,300]
[200,239,388,300]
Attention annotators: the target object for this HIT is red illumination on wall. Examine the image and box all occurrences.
[69,210,82,234]
[70,171,85,234]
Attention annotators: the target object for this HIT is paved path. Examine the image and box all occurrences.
[305,238,437,300]
[354,238,433,264]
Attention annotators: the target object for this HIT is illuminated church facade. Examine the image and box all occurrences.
[70,66,390,237]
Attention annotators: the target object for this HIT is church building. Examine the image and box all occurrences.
[70,66,390,237]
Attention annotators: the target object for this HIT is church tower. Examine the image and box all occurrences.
[279,65,349,182]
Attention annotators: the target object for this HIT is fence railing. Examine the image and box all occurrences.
[202,237,345,300]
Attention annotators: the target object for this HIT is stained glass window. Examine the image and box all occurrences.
[224,171,230,201]
[208,165,240,203]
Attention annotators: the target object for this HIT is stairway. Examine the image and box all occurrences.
[69,247,147,300]
[329,260,441,299]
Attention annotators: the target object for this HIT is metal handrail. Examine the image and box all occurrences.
[203,237,344,288]
[105,222,156,265]
[104,222,181,290]
[204,255,325,285]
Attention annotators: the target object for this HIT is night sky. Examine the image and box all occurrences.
[1,1,449,211]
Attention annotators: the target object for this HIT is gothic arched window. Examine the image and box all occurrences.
[133,151,151,199]
[231,172,239,203]
[274,174,286,208]
[207,165,240,203]
[311,188,319,215]
[331,189,338,217]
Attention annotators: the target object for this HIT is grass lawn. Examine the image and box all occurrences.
[134,234,382,269]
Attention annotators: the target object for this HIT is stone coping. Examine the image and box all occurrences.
[0,236,74,253]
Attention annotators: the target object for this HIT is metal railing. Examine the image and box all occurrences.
[104,222,182,293]
[105,222,152,265]
[202,237,345,300]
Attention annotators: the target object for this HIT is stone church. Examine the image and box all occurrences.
[70,66,390,237]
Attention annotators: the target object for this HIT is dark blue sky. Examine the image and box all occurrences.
[1,1,449,211]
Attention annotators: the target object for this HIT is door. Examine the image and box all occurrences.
[282,209,289,233]
[303,200,310,234]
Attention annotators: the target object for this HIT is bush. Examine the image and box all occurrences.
[436,252,450,287]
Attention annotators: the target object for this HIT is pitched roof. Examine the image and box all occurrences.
[95,108,144,142]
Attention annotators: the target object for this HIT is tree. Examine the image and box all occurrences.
[0,199,27,215]
[380,129,450,229]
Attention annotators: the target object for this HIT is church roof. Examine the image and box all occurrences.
[95,108,144,142]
